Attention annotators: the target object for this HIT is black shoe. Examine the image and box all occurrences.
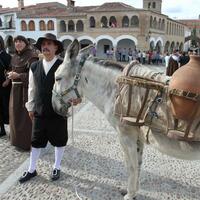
[51,168,60,181]
[19,170,37,183]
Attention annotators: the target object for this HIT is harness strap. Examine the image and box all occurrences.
[126,85,133,116]
[136,88,150,123]
[169,88,200,101]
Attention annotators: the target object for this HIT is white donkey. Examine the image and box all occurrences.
[52,39,200,200]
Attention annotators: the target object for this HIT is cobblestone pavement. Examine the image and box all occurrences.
[0,65,200,200]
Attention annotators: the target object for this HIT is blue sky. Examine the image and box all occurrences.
[1,0,199,19]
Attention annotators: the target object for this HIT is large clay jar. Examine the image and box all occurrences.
[169,55,200,121]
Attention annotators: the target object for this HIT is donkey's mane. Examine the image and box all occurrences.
[88,57,124,71]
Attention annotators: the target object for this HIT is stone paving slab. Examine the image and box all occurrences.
[0,132,29,184]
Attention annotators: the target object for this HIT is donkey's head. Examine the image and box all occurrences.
[52,39,93,116]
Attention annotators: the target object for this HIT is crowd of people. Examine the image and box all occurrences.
[105,46,192,76]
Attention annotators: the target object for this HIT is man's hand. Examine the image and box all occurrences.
[7,71,20,80]
[29,112,34,121]
[69,98,82,106]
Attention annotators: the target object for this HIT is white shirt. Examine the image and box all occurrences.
[164,55,170,68]
[25,56,58,112]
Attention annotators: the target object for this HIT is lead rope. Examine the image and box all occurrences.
[70,103,83,200]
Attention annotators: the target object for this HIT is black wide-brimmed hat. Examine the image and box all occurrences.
[35,33,63,55]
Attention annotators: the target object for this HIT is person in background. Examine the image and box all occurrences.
[166,50,179,76]
[164,52,170,69]
[0,37,11,137]
[179,51,190,67]
[18,33,81,183]
[8,35,38,150]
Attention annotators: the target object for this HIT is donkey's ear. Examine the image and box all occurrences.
[64,39,80,62]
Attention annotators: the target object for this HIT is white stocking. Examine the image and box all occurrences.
[54,146,65,170]
[28,147,41,173]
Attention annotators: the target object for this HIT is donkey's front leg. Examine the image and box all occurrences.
[118,128,140,200]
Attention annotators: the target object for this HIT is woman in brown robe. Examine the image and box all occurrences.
[8,35,38,150]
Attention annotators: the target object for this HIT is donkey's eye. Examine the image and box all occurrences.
[55,77,62,81]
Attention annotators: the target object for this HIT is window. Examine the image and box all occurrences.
[122,16,129,27]
[47,20,54,30]
[89,16,95,28]
[76,20,84,32]
[68,20,75,32]
[21,20,27,31]
[39,20,46,31]
[100,16,108,28]
[131,16,139,27]
[28,20,35,31]
[60,20,66,32]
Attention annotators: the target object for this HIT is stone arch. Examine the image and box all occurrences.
[155,40,162,52]
[47,20,54,30]
[79,39,93,49]
[122,16,129,27]
[161,19,165,30]
[21,20,27,31]
[68,20,75,32]
[158,18,161,29]
[39,20,46,31]
[100,16,108,28]
[109,16,117,27]
[89,16,95,28]
[76,20,84,32]
[170,41,175,53]
[150,41,155,51]
[96,35,115,46]
[153,17,157,29]
[164,41,170,52]
[155,37,164,47]
[115,35,138,47]
[176,42,179,50]
[78,36,95,44]
[179,42,183,51]
[60,20,66,32]
[96,38,114,58]
[0,32,6,41]
[28,20,35,31]
[131,16,139,27]
[59,35,74,42]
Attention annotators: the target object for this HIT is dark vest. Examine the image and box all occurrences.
[31,59,63,118]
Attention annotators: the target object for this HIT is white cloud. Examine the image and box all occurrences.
[1,0,199,19]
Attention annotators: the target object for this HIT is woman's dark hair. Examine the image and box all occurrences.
[14,35,29,46]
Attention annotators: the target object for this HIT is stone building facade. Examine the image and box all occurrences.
[0,0,186,57]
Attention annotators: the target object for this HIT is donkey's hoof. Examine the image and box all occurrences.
[124,194,137,200]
